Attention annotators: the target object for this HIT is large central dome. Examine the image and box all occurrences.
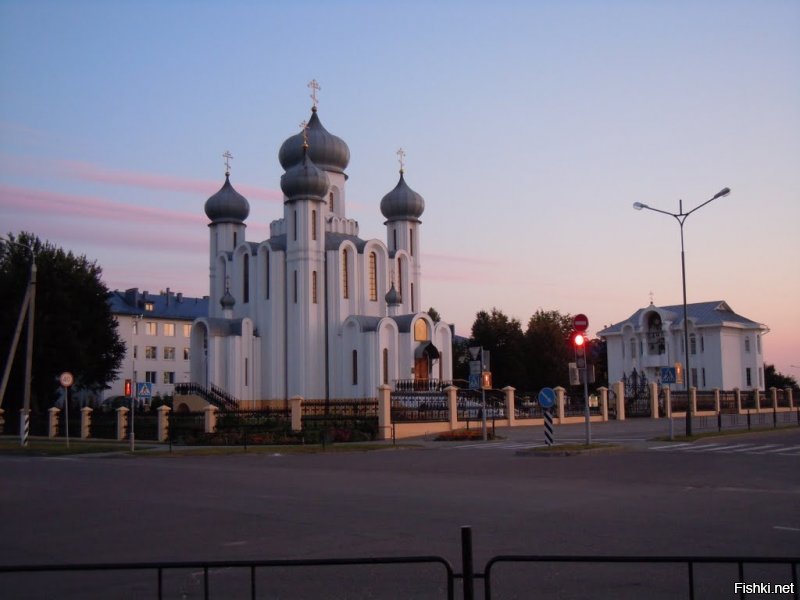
[278,107,350,174]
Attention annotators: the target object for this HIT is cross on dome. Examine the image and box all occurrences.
[300,120,309,148]
[223,150,233,176]
[308,79,321,110]
[396,147,406,173]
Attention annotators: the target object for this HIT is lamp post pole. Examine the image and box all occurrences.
[130,315,142,452]
[633,187,730,437]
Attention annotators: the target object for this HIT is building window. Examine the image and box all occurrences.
[409,228,414,256]
[293,270,298,304]
[164,347,175,361]
[690,334,697,355]
[144,302,154,312]
[183,324,191,337]
[329,191,335,213]
[414,319,429,342]
[183,347,190,360]
[163,323,175,337]
[342,250,349,299]
[145,322,157,336]
[133,345,138,359]
[700,335,705,353]
[383,348,389,385]
[398,258,404,300]
[312,210,317,241]
[243,253,250,303]
[410,282,415,312]
[746,367,752,387]
[145,371,157,384]
[145,346,157,360]
[744,337,751,353]
[393,229,397,251]
[163,371,175,384]
[702,368,706,388]
[233,232,237,247]
[368,252,377,301]
[265,252,270,299]
[691,368,698,388]
[312,271,318,304]
[352,350,358,385]
[245,358,249,387]
[630,338,637,359]
[293,209,298,241]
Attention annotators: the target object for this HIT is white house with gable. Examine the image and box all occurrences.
[599,300,768,391]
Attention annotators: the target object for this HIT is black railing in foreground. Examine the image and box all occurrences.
[394,378,454,392]
[1,527,797,600]
[174,383,238,411]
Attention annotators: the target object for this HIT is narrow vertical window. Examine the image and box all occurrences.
[312,209,317,241]
[410,282,415,312]
[242,253,250,304]
[293,210,298,241]
[342,250,349,299]
[312,271,318,304]
[233,232,237,247]
[329,192,335,213]
[409,228,414,256]
[368,252,377,301]
[265,252,270,299]
[393,229,397,251]
[398,258,404,301]
[382,348,389,385]
[352,350,358,385]
[293,270,298,304]
[245,358,249,387]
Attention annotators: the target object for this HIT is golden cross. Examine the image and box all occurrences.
[396,147,406,173]
[222,150,233,176]
[300,120,309,147]
[308,79,321,109]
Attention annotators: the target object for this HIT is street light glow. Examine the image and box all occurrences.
[713,187,731,200]
[632,202,647,210]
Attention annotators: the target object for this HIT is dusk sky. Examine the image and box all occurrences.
[1,1,798,377]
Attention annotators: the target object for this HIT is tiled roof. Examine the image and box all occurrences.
[599,301,763,335]
[108,288,208,321]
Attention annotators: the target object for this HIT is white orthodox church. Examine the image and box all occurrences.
[189,93,453,407]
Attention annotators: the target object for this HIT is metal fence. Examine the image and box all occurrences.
[391,393,449,422]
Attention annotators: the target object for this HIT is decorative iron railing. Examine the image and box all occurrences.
[174,382,238,411]
[391,393,449,422]
[393,379,455,392]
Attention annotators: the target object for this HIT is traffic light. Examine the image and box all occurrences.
[124,379,132,396]
[574,333,586,348]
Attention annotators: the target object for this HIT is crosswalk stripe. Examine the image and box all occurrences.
[650,443,693,450]
[705,444,755,452]
[681,443,727,452]
[724,444,780,453]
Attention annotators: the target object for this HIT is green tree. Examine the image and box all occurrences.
[470,308,526,389]
[764,364,799,392]
[426,306,442,323]
[523,309,574,391]
[0,232,126,415]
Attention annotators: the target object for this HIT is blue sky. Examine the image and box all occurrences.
[1,0,799,376]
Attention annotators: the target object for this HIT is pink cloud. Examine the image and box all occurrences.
[56,160,283,203]
[423,251,500,267]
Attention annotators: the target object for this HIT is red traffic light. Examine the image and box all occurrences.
[124,379,132,396]
[574,333,586,347]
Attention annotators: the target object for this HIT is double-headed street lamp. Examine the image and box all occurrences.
[633,187,730,437]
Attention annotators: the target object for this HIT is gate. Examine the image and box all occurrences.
[623,369,651,417]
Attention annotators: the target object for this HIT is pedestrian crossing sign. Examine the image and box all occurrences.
[136,382,153,398]
[660,367,677,384]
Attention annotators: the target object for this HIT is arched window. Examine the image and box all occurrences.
[242,253,250,303]
[630,338,637,358]
[414,319,429,342]
[312,271,318,304]
[398,257,404,301]
[329,191,335,213]
[312,210,317,241]
[382,348,389,385]
[368,252,377,301]
[342,249,350,299]
[690,334,697,355]
[352,349,358,385]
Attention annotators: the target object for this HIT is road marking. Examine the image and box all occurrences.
[724,444,781,453]
[704,444,754,452]
[650,443,693,450]
[681,443,727,452]
[773,526,800,532]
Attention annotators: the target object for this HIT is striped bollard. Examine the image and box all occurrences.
[20,409,30,447]
[544,408,554,446]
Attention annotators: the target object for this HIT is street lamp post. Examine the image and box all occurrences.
[633,187,730,437]
[0,237,37,447]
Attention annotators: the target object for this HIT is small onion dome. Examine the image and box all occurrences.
[280,149,330,201]
[380,171,425,223]
[220,289,236,310]
[278,108,350,174]
[385,282,402,306]
[205,175,250,224]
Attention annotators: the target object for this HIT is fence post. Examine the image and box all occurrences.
[664,388,672,419]
[80,406,92,439]
[649,382,660,419]
[734,388,742,413]
[714,389,721,414]
[291,395,304,433]
[787,387,794,409]
[598,387,608,421]
[612,380,625,421]
[770,387,778,411]
[204,405,218,434]
[754,389,761,413]
[116,407,129,441]
[446,386,458,431]
[377,386,391,440]
[461,526,475,600]
[48,407,60,438]
[503,386,515,426]
[157,405,171,442]
[554,386,566,422]
[690,387,698,416]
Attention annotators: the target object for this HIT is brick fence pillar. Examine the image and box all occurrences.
[48,407,60,438]
[116,407,129,441]
[80,406,93,439]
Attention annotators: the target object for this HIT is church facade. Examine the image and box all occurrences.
[189,101,452,406]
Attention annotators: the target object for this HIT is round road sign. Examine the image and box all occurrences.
[538,387,556,409]
[573,314,589,332]
[59,372,74,387]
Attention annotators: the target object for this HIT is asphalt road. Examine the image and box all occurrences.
[1,425,798,599]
